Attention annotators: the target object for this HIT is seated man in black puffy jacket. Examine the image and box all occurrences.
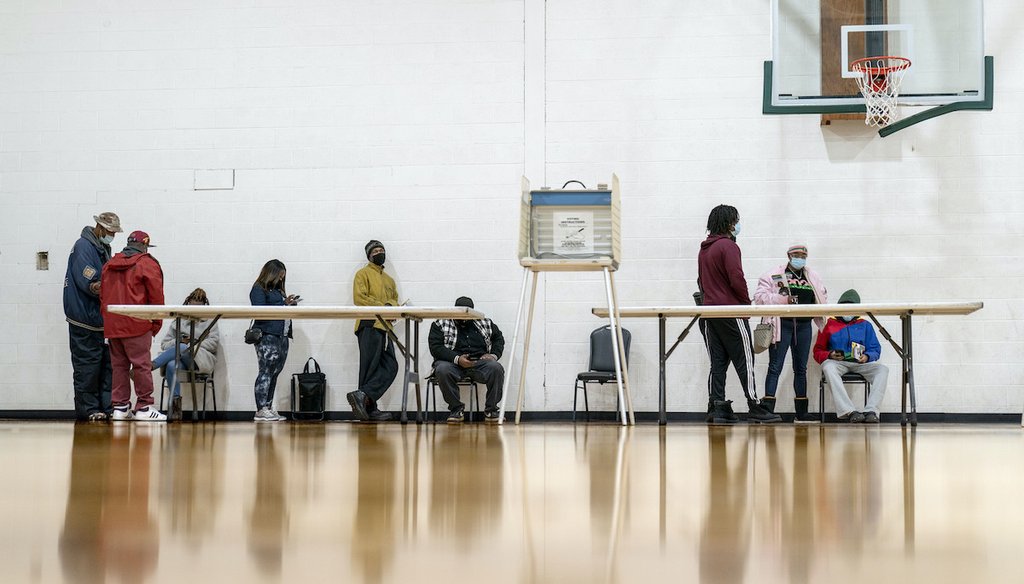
[428,297,505,424]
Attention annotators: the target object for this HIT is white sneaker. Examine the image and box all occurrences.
[269,409,287,421]
[134,406,167,422]
[111,406,133,421]
[254,407,278,422]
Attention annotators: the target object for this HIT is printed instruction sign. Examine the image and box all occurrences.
[554,211,594,254]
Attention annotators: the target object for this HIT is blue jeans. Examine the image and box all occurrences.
[764,319,812,400]
[152,344,192,398]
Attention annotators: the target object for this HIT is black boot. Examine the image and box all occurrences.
[709,400,739,425]
[794,398,818,423]
[747,398,782,424]
[761,396,776,413]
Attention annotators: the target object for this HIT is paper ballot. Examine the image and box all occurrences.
[849,342,865,362]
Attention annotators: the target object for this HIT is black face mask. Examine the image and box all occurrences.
[371,253,386,266]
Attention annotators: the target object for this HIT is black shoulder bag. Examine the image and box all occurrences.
[244,320,263,345]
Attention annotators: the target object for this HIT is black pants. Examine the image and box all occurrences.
[356,326,399,409]
[433,360,504,413]
[764,318,813,400]
[68,324,112,420]
[700,317,756,404]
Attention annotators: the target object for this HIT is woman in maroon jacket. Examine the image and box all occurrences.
[697,205,780,424]
[100,231,165,422]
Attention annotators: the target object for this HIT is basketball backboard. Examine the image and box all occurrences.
[765,0,989,125]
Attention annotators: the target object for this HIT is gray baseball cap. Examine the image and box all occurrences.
[93,212,123,233]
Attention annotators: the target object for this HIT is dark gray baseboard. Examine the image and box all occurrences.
[1,410,1020,424]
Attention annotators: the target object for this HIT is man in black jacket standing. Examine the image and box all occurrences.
[63,212,122,422]
[428,297,505,424]
[697,205,780,424]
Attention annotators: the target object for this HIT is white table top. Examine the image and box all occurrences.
[107,305,485,321]
[592,301,983,319]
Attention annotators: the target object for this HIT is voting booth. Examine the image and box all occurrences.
[500,175,633,425]
[519,177,621,264]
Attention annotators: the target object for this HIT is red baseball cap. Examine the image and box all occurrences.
[127,230,156,247]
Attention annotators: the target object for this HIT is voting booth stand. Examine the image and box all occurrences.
[497,175,634,425]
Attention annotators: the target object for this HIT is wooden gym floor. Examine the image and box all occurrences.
[2,421,1021,583]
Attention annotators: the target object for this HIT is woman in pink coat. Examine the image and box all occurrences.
[753,244,828,422]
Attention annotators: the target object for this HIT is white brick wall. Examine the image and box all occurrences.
[1,1,1021,415]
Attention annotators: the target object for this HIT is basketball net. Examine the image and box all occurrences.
[851,56,911,127]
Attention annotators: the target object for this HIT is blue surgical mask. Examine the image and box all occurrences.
[840,315,856,323]
[100,235,114,245]
[789,257,806,270]
[731,222,741,238]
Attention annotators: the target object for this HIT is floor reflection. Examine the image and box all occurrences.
[351,425,397,584]
[59,424,112,584]
[699,428,751,584]
[8,422,1017,583]
[59,424,162,583]
[429,425,505,544]
[161,424,224,547]
[247,424,288,575]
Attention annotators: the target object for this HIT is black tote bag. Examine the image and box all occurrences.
[291,357,326,420]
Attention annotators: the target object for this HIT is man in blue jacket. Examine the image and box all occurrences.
[813,289,889,423]
[63,212,122,422]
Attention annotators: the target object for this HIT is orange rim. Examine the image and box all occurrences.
[851,56,911,76]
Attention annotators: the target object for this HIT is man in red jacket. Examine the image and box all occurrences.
[100,231,166,422]
[697,205,780,424]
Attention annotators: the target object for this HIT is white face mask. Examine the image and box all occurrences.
[100,234,114,245]
[731,221,741,238]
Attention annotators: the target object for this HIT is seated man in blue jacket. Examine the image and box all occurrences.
[428,297,505,424]
[812,289,888,423]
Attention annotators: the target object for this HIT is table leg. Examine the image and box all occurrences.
[400,317,412,424]
[661,316,698,425]
[188,320,198,421]
[904,312,918,426]
[900,314,909,426]
[413,320,423,424]
[659,316,667,426]
[173,316,181,418]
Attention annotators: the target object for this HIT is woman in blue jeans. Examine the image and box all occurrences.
[754,245,828,422]
[249,259,300,422]
[152,288,220,421]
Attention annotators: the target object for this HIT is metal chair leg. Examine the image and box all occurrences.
[159,377,167,411]
[583,383,590,422]
[573,380,579,422]
[472,383,480,422]
[819,378,825,423]
[427,378,436,422]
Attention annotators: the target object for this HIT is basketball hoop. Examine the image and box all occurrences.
[851,56,911,127]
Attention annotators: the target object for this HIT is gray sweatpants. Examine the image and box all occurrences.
[821,360,889,417]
